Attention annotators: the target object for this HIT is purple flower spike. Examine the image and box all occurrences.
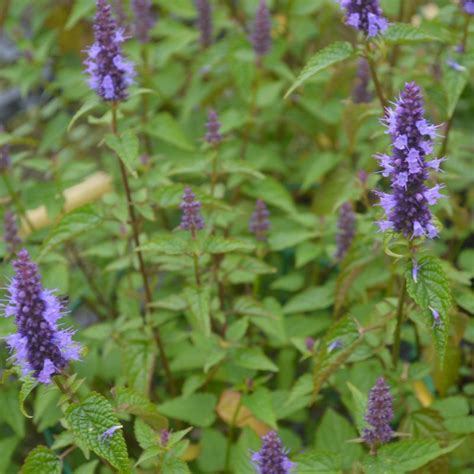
[0,142,11,173]
[339,0,388,37]
[180,187,205,237]
[251,431,297,474]
[362,377,394,453]
[335,203,356,261]
[461,1,474,15]
[84,0,135,101]
[205,109,222,146]
[249,199,270,241]
[160,429,170,447]
[195,0,213,47]
[375,82,446,240]
[251,0,272,58]
[352,58,372,104]
[4,210,22,255]
[2,249,81,383]
[132,0,156,43]
[305,337,315,352]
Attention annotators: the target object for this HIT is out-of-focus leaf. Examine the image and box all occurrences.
[146,113,195,151]
[105,131,140,178]
[294,450,342,473]
[158,393,217,427]
[384,23,446,44]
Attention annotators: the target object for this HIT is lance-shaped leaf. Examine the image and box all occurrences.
[105,130,140,178]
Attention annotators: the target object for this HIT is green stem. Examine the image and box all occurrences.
[392,277,407,368]
[2,173,35,233]
[365,49,387,112]
[111,103,176,395]
[140,45,153,157]
[210,148,219,197]
[224,399,243,472]
[193,252,201,287]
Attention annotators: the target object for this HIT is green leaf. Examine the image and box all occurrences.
[233,348,279,372]
[121,339,157,396]
[294,450,342,474]
[285,42,354,98]
[202,236,255,254]
[139,235,189,255]
[242,388,277,429]
[19,376,38,418]
[406,256,452,363]
[21,446,62,474]
[68,99,99,132]
[105,131,140,178]
[284,282,335,314]
[114,387,168,431]
[158,393,217,427]
[243,177,296,214]
[444,68,469,119]
[146,113,195,151]
[183,286,211,336]
[66,392,130,473]
[363,438,465,473]
[347,382,367,434]
[383,23,446,44]
[39,205,101,259]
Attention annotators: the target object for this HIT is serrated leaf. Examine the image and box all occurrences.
[234,348,279,372]
[285,42,354,98]
[158,393,217,427]
[183,286,211,336]
[203,236,255,254]
[121,339,156,396]
[68,99,99,132]
[105,131,140,178]
[363,438,465,473]
[384,23,445,44]
[243,177,296,213]
[294,450,342,473]
[242,388,277,429]
[21,446,62,474]
[406,256,452,363]
[114,387,168,431]
[139,235,190,255]
[39,205,101,259]
[146,113,195,151]
[66,392,130,473]
[19,376,38,418]
[284,282,335,314]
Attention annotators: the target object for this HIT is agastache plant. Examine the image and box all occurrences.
[335,202,356,261]
[3,210,22,255]
[251,0,272,59]
[375,82,445,239]
[84,0,135,101]
[180,187,205,238]
[362,377,394,454]
[249,199,270,241]
[2,249,81,383]
[352,58,372,103]
[205,109,222,146]
[251,431,297,474]
[339,0,388,37]
[195,0,213,47]
[132,0,156,43]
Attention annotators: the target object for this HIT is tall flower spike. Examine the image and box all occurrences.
[195,0,213,47]
[4,210,22,255]
[205,109,222,146]
[180,187,205,237]
[84,0,135,101]
[339,0,388,37]
[249,199,270,241]
[335,202,356,261]
[251,431,297,474]
[132,0,156,43]
[352,58,372,104]
[2,249,81,383]
[461,0,474,15]
[0,142,11,173]
[362,377,394,452]
[375,82,445,239]
[251,0,272,58]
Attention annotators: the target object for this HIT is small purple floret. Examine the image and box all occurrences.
[461,0,474,15]
[195,0,213,47]
[249,200,270,241]
[205,109,222,145]
[339,0,388,37]
[2,249,81,383]
[362,377,394,452]
[251,0,272,58]
[100,425,122,441]
[429,306,442,328]
[375,82,445,240]
[328,339,343,352]
[251,431,297,474]
[84,0,135,101]
[335,203,356,261]
[160,429,170,447]
[179,187,205,237]
[132,0,156,43]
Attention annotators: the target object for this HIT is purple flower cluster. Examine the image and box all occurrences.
[4,210,22,255]
[375,82,445,239]
[335,202,356,261]
[195,0,213,47]
[461,0,474,15]
[251,431,296,474]
[205,109,222,146]
[251,0,272,58]
[84,0,135,101]
[132,0,156,43]
[2,250,81,383]
[352,58,372,104]
[362,377,394,451]
[180,187,205,237]
[339,0,388,37]
[249,199,270,241]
